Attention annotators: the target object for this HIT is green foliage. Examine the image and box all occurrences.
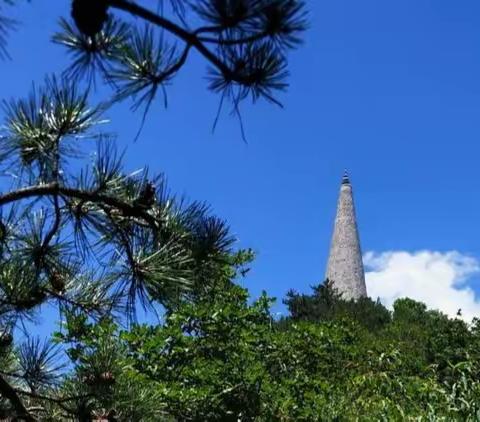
[121,285,272,421]
[284,279,391,330]
[0,76,257,419]
[44,282,480,421]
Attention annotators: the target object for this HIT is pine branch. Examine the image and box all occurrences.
[14,387,92,414]
[0,373,36,421]
[197,31,269,46]
[106,0,234,77]
[41,134,62,252]
[0,183,158,228]
[56,1,307,133]
[41,194,61,257]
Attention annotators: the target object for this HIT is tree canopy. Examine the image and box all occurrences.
[4,280,477,420]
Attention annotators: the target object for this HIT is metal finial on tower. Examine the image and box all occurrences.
[325,172,367,300]
[342,169,350,185]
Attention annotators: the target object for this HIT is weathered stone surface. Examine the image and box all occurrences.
[325,173,367,300]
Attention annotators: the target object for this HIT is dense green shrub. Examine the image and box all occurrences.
[47,280,480,421]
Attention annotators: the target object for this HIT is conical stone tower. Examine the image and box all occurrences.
[325,172,367,300]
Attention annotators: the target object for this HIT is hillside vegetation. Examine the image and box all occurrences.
[7,267,477,421]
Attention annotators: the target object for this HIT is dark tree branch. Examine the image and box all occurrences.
[41,194,61,254]
[44,287,104,315]
[106,0,234,78]
[162,43,191,80]
[0,183,158,229]
[0,373,36,421]
[197,31,269,46]
[42,137,62,251]
[14,387,92,414]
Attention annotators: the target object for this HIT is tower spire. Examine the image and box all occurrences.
[325,171,367,300]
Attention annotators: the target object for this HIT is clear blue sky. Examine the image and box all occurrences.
[3,1,480,314]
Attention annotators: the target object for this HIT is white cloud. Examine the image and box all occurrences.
[364,250,480,322]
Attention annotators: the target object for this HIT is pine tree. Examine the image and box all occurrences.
[0,2,309,418]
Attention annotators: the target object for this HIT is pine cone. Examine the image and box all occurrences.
[72,0,108,37]
[133,182,156,209]
[0,332,13,348]
[84,371,116,386]
[50,270,66,293]
[99,371,116,385]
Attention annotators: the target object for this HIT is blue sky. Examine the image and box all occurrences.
[3,1,480,317]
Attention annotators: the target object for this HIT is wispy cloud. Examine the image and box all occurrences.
[364,251,480,322]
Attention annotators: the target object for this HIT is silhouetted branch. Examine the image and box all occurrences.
[0,373,36,421]
[41,195,61,254]
[0,183,158,228]
[107,0,233,77]
[15,387,93,414]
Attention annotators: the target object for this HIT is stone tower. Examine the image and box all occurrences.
[325,171,367,300]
